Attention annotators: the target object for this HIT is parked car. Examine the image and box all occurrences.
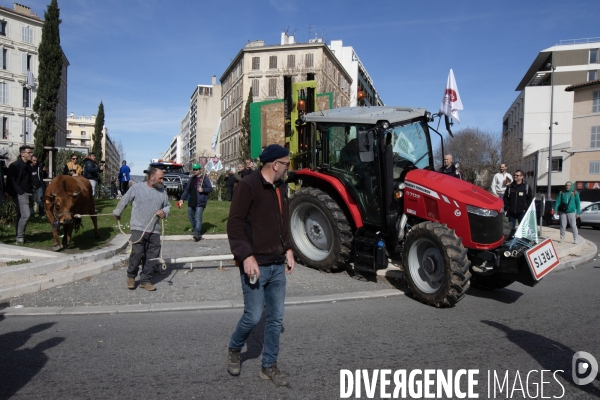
[577,201,600,229]
[535,199,559,226]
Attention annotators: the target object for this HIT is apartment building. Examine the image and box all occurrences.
[188,77,221,162]
[66,113,119,181]
[218,32,354,168]
[504,38,600,195]
[0,3,68,154]
[162,134,182,164]
[179,109,190,166]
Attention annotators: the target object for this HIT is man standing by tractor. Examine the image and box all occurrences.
[177,163,212,241]
[491,163,512,198]
[226,144,294,386]
[439,154,461,179]
[503,169,533,230]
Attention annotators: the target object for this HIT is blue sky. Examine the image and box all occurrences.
[18,0,600,174]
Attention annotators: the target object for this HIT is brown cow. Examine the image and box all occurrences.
[42,175,100,251]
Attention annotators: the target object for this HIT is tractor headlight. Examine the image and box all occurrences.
[466,205,499,217]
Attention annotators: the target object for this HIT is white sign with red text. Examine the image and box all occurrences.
[525,238,560,280]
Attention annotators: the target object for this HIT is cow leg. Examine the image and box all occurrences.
[63,224,73,247]
[51,224,62,252]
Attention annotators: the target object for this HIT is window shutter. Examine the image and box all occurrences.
[22,52,27,74]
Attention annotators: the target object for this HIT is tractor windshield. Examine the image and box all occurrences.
[386,121,432,170]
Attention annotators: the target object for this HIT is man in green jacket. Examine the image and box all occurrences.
[554,181,581,243]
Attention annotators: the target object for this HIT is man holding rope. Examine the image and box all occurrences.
[113,167,171,291]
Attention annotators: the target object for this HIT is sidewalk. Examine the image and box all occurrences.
[0,227,596,316]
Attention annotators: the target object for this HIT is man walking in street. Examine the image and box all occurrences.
[113,168,170,291]
[7,145,33,244]
[119,160,131,195]
[30,155,46,218]
[225,168,237,201]
[491,163,512,198]
[83,153,104,197]
[226,144,294,387]
[177,163,212,241]
[503,169,534,231]
[439,154,461,179]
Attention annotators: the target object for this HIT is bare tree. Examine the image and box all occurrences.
[434,127,531,189]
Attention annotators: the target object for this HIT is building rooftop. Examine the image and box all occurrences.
[564,78,600,92]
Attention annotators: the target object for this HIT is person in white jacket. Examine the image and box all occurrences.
[491,163,512,198]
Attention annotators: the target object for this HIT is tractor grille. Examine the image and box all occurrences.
[469,212,504,244]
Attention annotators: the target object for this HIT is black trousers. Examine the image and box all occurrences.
[120,181,130,195]
[127,231,161,283]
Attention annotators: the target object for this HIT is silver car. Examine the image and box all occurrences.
[577,202,600,229]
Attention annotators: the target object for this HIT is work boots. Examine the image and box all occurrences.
[260,362,289,386]
[227,347,241,376]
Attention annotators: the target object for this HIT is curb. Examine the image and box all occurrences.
[551,239,598,272]
[0,289,404,317]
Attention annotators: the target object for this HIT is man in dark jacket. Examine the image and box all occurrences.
[225,169,238,201]
[503,169,534,230]
[240,158,253,178]
[226,144,294,386]
[7,145,33,244]
[30,155,46,218]
[177,163,212,241]
[439,154,461,179]
[82,153,104,197]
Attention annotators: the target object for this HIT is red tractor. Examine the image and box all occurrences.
[286,105,540,307]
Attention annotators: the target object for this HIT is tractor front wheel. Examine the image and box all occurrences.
[403,221,471,307]
[289,187,353,271]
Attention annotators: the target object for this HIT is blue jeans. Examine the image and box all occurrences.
[229,263,287,367]
[187,206,205,237]
[507,211,525,231]
[30,186,45,217]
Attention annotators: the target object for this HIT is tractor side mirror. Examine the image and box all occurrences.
[358,130,374,162]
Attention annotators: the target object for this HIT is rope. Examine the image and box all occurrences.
[75,211,167,270]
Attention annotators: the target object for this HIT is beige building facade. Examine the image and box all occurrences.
[218,34,353,169]
[0,3,68,156]
[189,77,221,163]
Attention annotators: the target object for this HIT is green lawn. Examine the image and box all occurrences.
[0,199,231,253]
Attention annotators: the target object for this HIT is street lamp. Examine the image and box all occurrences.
[547,61,556,199]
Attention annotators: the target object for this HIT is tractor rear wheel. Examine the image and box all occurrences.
[403,221,471,307]
[289,187,353,271]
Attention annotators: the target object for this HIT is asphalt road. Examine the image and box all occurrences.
[1,255,599,399]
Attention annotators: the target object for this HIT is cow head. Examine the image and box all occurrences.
[42,191,80,225]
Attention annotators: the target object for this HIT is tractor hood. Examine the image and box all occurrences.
[404,169,503,212]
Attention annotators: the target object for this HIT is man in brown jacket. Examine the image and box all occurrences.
[226,144,294,387]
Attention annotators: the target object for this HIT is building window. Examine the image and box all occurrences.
[252,57,260,70]
[0,82,7,104]
[269,56,277,69]
[590,49,599,64]
[268,78,277,97]
[23,117,31,141]
[2,49,6,70]
[2,117,7,139]
[21,26,33,44]
[305,53,314,67]
[81,131,86,136]
[593,90,600,113]
[503,118,509,133]
[287,54,295,68]
[588,70,597,81]
[551,157,563,172]
[590,161,600,174]
[0,21,6,36]
[592,126,600,148]
[251,79,259,96]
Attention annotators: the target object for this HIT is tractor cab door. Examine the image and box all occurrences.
[319,124,383,227]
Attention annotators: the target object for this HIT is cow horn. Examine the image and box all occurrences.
[72,191,80,197]
[51,193,57,197]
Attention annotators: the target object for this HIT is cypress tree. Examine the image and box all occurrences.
[239,88,253,161]
[32,0,63,162]
[92,101,104,160]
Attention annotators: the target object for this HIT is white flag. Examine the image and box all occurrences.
[439,69,463,123]
[27,70,35,87]
[515,200,538,242]
[211,117,221,152]
[213,158,223,171]
[205,159,214,172]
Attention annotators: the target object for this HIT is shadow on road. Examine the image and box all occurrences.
[0,322,65,399]
[482,320,600,397]
[467,287,524,304]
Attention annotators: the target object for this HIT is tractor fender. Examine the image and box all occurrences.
[289,169,363,228]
